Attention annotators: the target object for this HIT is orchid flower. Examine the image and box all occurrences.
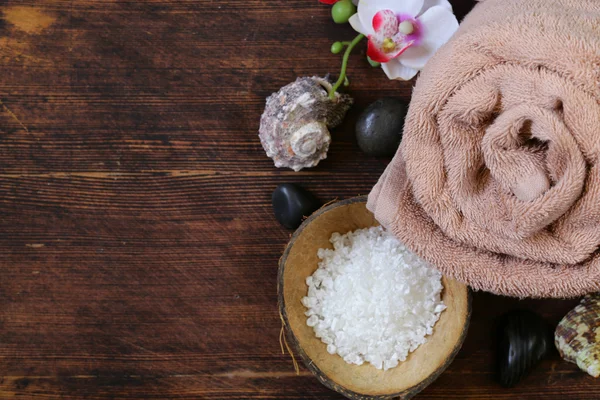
[349,0,458,80]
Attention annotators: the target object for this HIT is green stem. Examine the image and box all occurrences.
[328,33,365,100]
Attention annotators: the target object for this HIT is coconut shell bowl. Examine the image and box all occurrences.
[277,196,472,400]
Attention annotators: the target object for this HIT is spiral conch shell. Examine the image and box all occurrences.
[259,76,353,171]
[555,294,600,377]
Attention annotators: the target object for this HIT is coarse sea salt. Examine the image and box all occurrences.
[302,226,446,370]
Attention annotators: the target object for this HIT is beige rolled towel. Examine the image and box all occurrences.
[368,0,600,298]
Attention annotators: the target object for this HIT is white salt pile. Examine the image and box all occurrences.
[302,226,446,371]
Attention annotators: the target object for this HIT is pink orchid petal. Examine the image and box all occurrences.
[358,0,424,36]
[400,5,458,69]
[368,34,413,63]
[367,36,394,63]
[381,60,419,80]
[373,10,398,37]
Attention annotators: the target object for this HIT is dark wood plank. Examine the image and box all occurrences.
[0,0,597,399]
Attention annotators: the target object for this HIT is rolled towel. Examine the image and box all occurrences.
[368,0,600,298]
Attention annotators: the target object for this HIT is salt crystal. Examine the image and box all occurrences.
[301,226,445,370]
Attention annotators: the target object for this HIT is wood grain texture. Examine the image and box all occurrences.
[0,0,597,399]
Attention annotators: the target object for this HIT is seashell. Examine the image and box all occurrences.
[555,293,600,377]
[259,76,353,172]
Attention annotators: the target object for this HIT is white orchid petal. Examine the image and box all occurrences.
[349,13,367,35]
[419,0,453,16]
[358,0,424,35]
[362,0,424,15]
[419,6,459,48]
[381,61,419,80]
[357,3,377,35]
[397,45,433,69]
[400,6,458,69]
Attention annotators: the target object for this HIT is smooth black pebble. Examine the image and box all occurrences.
[272,183,321,230]
[496,309,551,388]
[355,98,408,157]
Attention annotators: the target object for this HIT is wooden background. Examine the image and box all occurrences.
[0,0,597,398]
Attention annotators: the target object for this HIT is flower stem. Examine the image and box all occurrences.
[328,33,365,100]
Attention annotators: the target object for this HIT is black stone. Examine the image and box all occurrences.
[272,184,321,230]
[496,309,552,388]
[355,98,408,157]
